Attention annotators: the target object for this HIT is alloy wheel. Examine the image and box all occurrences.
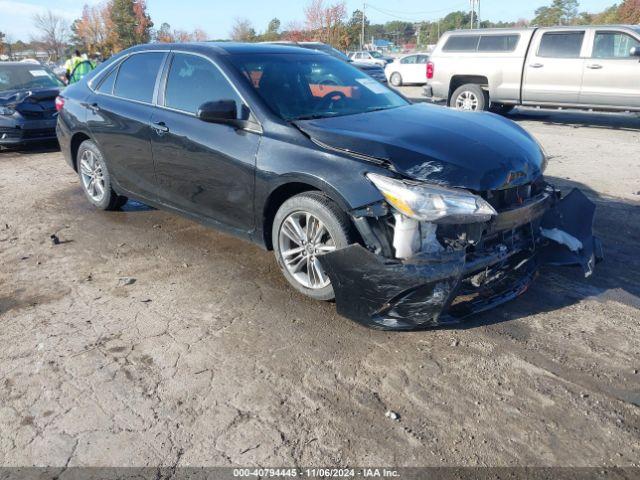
[455,91,479,111]
[79,149,106,202]
[278,211,336,289]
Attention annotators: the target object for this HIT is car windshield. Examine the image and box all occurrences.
[369,51,383,58]
[229,53,408,121]
[0,64,63,93]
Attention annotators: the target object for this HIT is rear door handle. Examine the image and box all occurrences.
[152,121,169,134]
[586,64,603,69]
[529,63,544,68]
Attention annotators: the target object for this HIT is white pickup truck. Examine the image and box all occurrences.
[424,25,640,113]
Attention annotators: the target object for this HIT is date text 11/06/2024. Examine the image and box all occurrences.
[232,468,400,477]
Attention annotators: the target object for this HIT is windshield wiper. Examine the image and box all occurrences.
[365,106,398,113]
[290,114,331,121]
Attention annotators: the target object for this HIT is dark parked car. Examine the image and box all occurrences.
[0,62,64,147]
[56,43,601,330]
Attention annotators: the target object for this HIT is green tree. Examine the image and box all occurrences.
[383,21,415,46]
[110,0,137,48]
[0,31,5,56]
[346,9,368,49]
[156,22,173,42]
[261,18,281,41]
[110,0,152,50]
[532,0,579,26]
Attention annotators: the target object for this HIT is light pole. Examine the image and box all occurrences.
[469,0,481,29]
[470,0,474,29]
[361,2,366,50]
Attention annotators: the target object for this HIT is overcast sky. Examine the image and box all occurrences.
[0,0,618,42]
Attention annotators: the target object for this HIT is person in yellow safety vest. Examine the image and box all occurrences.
[64,50,84,82]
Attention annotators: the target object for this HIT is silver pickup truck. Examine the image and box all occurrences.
[424,25,640,113]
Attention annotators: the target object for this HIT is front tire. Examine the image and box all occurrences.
[390,72,403,87]
[272,192,354,301]
[77,139,127,210]
[450,83,488,111]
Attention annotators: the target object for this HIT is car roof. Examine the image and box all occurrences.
[443,25,640,36]
[130,42,323,56]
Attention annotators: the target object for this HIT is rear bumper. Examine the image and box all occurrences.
[319,188,602,330]
[423,83,447,103]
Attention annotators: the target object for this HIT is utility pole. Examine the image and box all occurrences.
[477,0,481,28]
[361,2,366,50]
[470,0,474,29]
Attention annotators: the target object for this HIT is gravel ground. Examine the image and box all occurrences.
[1,91,639,467]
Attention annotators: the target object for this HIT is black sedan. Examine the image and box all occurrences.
[0,62,63,147]
[56,43,601,330]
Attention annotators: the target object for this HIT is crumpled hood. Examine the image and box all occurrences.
[0,88,60,117]
[294,103,546,191]
[0,88,60,105]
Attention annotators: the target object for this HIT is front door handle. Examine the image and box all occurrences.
[586,64,603,69]
[529,63,544,68]
[152,121,169,134]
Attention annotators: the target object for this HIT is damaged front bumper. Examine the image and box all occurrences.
[319,188,602,330]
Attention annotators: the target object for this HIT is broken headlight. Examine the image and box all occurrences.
[367,173,497,224]
[0,106,15,116]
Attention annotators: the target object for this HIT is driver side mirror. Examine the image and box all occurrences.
[197,100,238,124]
[631,47,640,58]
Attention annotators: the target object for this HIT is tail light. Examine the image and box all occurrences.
[55,96,65,112]
[426,62,434,80]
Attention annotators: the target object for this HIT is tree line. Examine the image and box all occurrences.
[229,0,639,50]
[0,0,638,61]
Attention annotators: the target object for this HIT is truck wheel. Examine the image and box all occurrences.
[272,192,354,301]
[390,72,403,87]
[450,84,488,111]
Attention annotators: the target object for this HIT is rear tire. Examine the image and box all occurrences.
[450,83,488,111]
[272,192,354,301]
[390,72,403,87]
[77,139,127,210]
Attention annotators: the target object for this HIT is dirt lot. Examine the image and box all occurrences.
[1,95,639,467]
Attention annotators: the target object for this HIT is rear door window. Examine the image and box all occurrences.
[400,55,417,64]
[164,53,244,117]
[538,32,585,58]
[113,52,164,103]
[478,35,520,52]
[443,35,480,52]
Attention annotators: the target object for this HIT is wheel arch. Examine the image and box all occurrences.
[448,75,489,103]
[69,131,92,172]
[261,177,352,251]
